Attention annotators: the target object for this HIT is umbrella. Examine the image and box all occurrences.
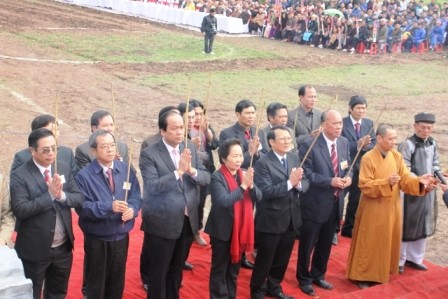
[324,8,344,18]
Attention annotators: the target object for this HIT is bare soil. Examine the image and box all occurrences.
[1,0,447,265]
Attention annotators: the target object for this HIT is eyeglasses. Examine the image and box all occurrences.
[97,143,116,150]
[35,146,57,154]
[276,137,292,142]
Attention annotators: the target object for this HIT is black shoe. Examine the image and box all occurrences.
[266,291,295,299]
[183,261,194,270]
[399,266,404,274]
[241,256,254,270]
[405,260,427,271]
[341,230,352,238]
[313,279,334,290]
[332,234,338,245]
[143,284,148,291]
[299,285,315,296]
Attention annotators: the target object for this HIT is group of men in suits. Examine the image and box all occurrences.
[4,84,384,299]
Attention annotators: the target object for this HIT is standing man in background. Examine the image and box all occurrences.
[340,96,376,240]
[287,85,322,149]
[201,6,218,54]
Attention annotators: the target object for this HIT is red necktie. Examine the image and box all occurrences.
[244,130,251,140]
[354,122,361,140]
[106,168,115,193]
[331,143,339,199]
[44,169,50,183]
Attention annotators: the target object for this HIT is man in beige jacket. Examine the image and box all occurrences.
[0,173,15,246]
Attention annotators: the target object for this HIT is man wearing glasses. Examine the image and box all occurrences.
[10,128,83,299]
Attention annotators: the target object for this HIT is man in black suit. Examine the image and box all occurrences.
[340,96,376,238]
[75,110,128,173]
[219,99,262,169]
[259,103,297,154]
[287,85,322,148]
[11,114,75,174]
[297,110,352,296]
[251,125,309,299]
[219,99,262,269]
[139,110,210,299]
[10,128,83,299]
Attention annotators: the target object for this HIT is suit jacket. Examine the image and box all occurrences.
[11,145,75,175]
[287,106,322,147]
[219,122,263,169]
[75,140,129,173]
[10,159,83,262]
[259,125,298,155]
[299,134,351,223]
[141,133,162,151]
[341,116,376,169]
[139,139,210,240]
[204,170,262,241]
[254,151,309,233]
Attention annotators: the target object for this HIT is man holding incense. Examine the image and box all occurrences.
[76,130,142,299]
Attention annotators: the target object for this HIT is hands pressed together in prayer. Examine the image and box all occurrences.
[177,148,197,177]
[248,136,260,157]
[112,200,134,222]
[47,174,64,200]
[241,167,254,190]
[289,167,303,187]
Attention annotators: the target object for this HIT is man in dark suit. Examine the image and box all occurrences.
[297,110,352,296]
[11,114,75,174]
[340,96,376,238]
[10,128,83,299]
[75,110,128,173]
[287,85,322,148]
[219,99,262,169]
[259,103,297,154]
[139,110,210,299]
[251,125,309,299]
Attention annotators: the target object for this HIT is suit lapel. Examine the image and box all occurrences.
[345,118,357,140]
[27,160,49,194]
[158,140,176,171]
[268,151,287,176]
[298,108,311,131]
[318,136,334,174]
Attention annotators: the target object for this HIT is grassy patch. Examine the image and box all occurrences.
[15,31,276,62]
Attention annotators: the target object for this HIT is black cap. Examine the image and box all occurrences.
[414,112,436,124]
[348,95,367,108]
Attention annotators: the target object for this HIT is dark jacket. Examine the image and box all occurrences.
[201,14,218,34]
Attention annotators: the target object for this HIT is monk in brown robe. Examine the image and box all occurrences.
[346,124,435,289]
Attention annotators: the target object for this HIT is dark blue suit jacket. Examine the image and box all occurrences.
[299,134,351,223]
[341,116,376,168]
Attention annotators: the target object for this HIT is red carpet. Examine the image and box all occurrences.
[67,212,448,298]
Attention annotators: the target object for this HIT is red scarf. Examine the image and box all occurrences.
[219,164,254,264]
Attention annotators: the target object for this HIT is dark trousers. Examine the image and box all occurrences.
[22,241,73,299]
[198,184,209,230]
[204,32,216,53]
[250,227,296,297]
[209,237,241,299]
[147,216,194,299]
[84,234,129,299]
[341,170,361,237]
[297,200,339,286]
[140,233,150,285]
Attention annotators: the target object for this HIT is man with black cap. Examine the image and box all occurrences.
[397,112,441,273]
[201,7,218,54]
[340,96,376,240]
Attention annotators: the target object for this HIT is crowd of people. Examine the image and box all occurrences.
[143,0,448,54]
[1,86,448,299]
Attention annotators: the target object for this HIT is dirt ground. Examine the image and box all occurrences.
[1,0,447,266]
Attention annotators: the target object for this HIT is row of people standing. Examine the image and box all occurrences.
[1,85,444,299]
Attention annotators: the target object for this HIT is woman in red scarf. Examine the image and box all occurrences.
[205,138,261,299]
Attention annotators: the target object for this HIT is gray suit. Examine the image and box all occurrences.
[287,106,322,148]
[75,141,128,173]
[11,145,75,175]
[139,139,210,299]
